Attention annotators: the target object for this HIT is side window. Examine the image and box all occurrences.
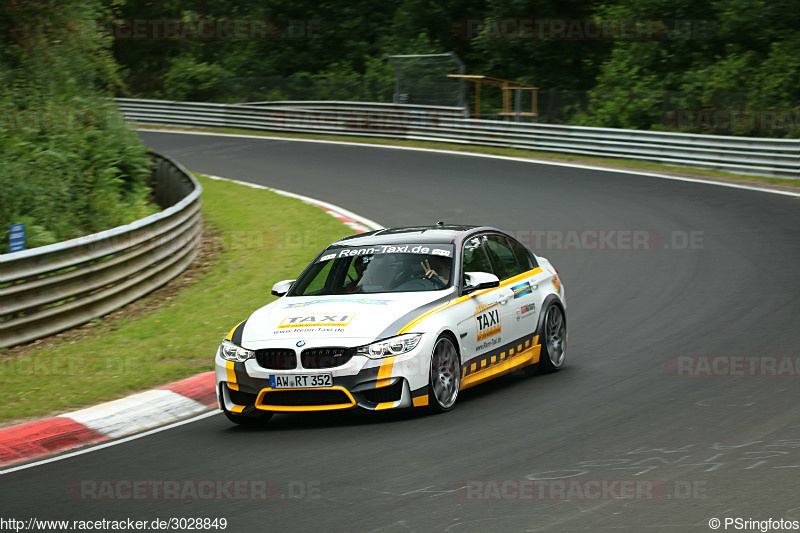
[462,236,493,283]
[508,236,537,271]
[484,234,522,280]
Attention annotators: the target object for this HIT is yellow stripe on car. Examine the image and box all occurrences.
[377,356,396,381]
[397,268,543,334]
[225,360,239,391]
[254,386,356,412]
[460,336,541,390]
[225,320,245,341]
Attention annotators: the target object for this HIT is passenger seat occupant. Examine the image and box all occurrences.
[421,257,450,287]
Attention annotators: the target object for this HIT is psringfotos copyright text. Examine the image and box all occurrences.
[708,518,799,531]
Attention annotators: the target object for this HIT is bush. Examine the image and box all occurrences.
[0,0,155,254]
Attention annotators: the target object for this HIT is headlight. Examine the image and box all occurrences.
[356,334,422,359]
[219,339,255,362]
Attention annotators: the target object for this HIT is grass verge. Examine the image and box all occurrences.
[140,125,800,190]
[0,175,354,424]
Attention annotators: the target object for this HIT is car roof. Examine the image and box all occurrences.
[330,225,497,247]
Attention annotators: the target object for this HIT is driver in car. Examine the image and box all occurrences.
[344,256,370,292]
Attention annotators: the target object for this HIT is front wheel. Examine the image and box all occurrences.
[428,335,461,412]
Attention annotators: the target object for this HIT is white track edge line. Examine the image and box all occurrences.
[138,128,800,199]
[0,411,220,475]
[203,174,385,230]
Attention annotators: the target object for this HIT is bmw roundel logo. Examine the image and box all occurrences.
[296,340,306,347]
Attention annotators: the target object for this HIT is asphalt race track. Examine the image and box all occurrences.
[3,131,798,532]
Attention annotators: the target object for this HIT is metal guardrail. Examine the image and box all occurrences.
[232,100,468,118]
[0,152,203,348]
[116,98,799,178]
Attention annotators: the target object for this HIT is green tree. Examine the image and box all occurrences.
[579,0,800,134]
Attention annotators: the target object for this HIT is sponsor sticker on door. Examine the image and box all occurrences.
[511,282,532,299]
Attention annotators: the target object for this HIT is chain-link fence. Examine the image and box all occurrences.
[385,53,466,109]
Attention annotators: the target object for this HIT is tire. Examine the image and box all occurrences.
[428,334,461,412]
[527,302,567,375]
[223,408,273,426]
[539,302,567,373]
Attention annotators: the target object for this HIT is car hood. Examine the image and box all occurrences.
[243,291,454,345]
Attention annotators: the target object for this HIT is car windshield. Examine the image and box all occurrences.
[289,243,455,296]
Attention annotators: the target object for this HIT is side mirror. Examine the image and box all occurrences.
[462,271,500,294]
[271,279,295,297]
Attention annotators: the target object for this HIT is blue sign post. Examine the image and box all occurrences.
[9,223,25,253]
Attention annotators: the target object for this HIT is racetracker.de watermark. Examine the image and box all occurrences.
[68,479,321,500]
[508,229,704,251]
[666,356,800,377]
[665,109,800,132]
[0,109,98,131]
[0,355,132,377]
[453,18,715,40]
[70,18,321,40]
[454,479,686,500]
[265,109,446,131]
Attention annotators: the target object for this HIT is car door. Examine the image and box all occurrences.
[481,233,533,346]
[498,234,546,338]
[456,234,516,365]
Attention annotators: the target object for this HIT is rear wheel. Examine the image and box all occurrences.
[428,335,461,412]
[526,302,567,375]
[538,303,566,373]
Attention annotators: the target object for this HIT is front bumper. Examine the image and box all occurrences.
[214,342,433,415]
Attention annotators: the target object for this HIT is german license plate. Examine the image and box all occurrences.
[270,374,332,389]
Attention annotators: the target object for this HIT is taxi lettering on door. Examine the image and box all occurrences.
[475,303,502,341]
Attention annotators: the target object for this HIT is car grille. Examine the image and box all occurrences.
[258,389,354,407]
[301,347,354,369]
[255,348,297,370]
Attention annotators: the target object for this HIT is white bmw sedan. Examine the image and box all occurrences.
[215,224,566,425]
